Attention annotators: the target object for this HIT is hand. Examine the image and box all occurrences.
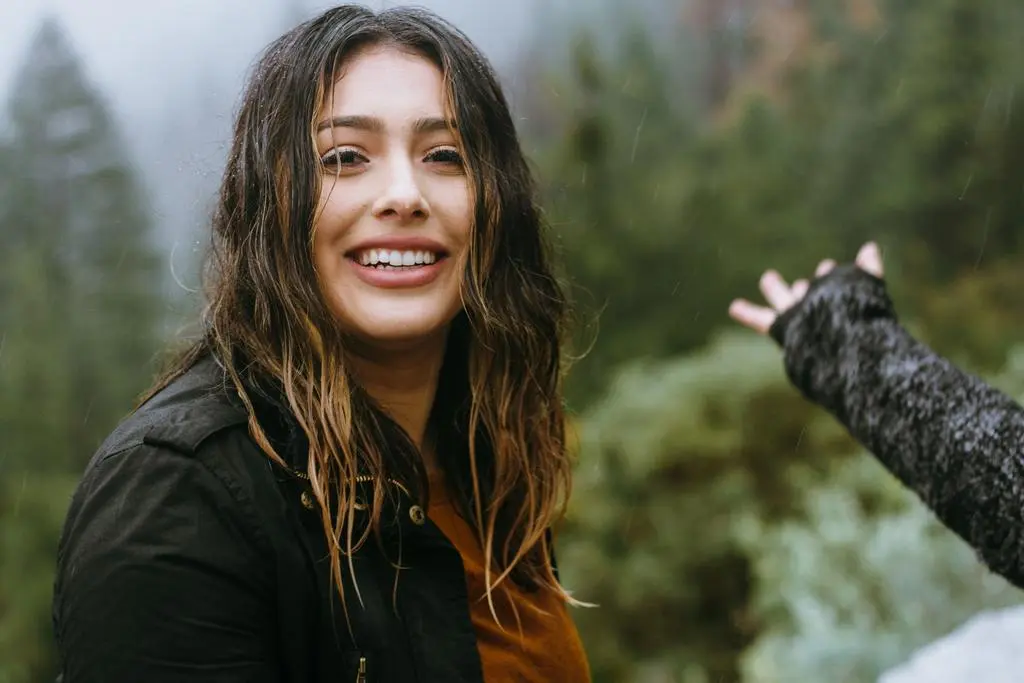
[728,242,885,335]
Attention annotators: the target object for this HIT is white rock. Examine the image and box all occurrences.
[879,605,1024,683]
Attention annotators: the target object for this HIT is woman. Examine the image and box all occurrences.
[53,6,590,683]
[730,242,1024,588]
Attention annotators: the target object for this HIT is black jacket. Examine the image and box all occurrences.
[771,265,1024,588]
[52,354,501,683]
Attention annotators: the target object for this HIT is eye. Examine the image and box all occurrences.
[424,147,464,167]
[320,147,368,168]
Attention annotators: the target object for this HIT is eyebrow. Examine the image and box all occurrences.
[315,115,457,135]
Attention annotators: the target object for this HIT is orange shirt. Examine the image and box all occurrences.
[427,472,591,683]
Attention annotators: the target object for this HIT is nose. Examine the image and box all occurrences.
[371,157,429,222]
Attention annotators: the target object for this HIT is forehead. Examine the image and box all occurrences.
[320,46,446,121]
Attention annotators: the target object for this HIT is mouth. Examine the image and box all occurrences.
[348,248,448,270]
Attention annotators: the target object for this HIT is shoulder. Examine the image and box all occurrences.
[52,361,286,674]
[64,355,276,555]
[86,354,278,502]
[96,354,250,460]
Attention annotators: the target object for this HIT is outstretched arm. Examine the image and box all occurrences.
[732,250,1024,588]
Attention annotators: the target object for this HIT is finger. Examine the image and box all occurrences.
[759,270,796,312]
[815,259,836,278]
[791,278,809,301]
[856,241,884,278]
[728,299,776,335]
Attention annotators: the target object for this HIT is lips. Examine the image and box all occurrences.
[344,238,450,289]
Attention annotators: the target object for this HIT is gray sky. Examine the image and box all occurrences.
[0,0,537,125]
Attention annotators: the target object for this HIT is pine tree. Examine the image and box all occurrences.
[0,17,166,681]
[6,17,165,462]
[540,29,706,407]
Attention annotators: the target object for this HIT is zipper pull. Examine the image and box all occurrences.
[355,656,367,683]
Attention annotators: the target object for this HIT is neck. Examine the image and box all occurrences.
[346,331,448,472]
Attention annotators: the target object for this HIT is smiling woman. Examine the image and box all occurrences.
[51,6,590,683]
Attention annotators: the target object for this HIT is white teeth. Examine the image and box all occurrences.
[355,248,440,267]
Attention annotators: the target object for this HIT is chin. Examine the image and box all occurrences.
[356,320,450,346]
[338,303,461,351]
[323,269,465,350]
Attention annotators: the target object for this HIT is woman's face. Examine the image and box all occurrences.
[312,46,472,348]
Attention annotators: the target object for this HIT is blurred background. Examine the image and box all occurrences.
[2,0,1024,681]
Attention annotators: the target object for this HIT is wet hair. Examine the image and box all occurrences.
[145,4,576,619]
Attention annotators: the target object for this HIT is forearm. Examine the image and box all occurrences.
[771,265,1024,585]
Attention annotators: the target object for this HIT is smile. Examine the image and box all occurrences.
[346,247,449,289]
[354,249,442,269]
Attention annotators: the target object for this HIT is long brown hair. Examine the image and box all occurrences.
[146,5,576,612]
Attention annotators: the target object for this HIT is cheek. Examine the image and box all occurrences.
[312,192,359,300]
[315,179,358,224]
[313,183,363,252]
[433,180,474,246]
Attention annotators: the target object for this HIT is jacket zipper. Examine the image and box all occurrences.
[354,474,410,497]
[355,655,367,683]
[292,469,410,498]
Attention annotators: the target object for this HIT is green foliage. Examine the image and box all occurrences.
[0,476,78,683]
[535,0,1024,409]
[537,2,1024,670]
[741,454,1021,683]
[562,334,1024,683]
[539,30,706,405]
[0,19,166,683]
[560,332,856,682]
